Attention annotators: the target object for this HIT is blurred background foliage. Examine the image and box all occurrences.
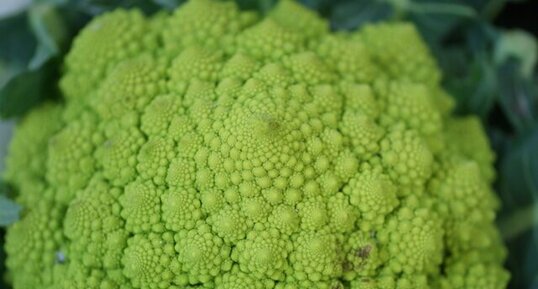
[0,0,536,288]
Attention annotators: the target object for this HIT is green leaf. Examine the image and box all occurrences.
[441,51,498,117]
[464,21,498,54]
[0,4,67,119]
[0,12,36,74]
[496,59,538,132]
[408,0,477,45]
[481,0,509,19]
[411,13,461,44]
[0,66,56,118]
[497,127,538,289]
[499,203,538,240]
[0,195,20,227]
[494,29,537,79]
[152,0,183,10]
[67,0,172,15]
[328,0,393,30]
[498,127,538,232]
[235,0,276,12]
[406,0,477,17]
[28,4,67,69]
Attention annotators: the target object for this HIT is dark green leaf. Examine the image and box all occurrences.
[0,6,66,119]
[480,0,508,19]
[68,0,170,15]
[407,0,477,17]
[528,228,538,289]
[464,21,498,54]
[0,4,69,119]
[0,66,56,118]
[152,0,183,10]
[0,12,36,72]
[498,127,538,222]
[408,1,476,44]
[28,4,67,69]
[496,60,537,132]
[329,0,393,30]
[497,126,538,289]
[442,52,498,117]
[411,13,462,44]
[235,0,275,12]
[298,0,326,10]
[383,0,478,44]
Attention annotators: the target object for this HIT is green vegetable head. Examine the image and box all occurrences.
[3,0,509,288]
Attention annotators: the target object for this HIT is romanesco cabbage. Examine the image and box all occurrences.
[3,0,509,288]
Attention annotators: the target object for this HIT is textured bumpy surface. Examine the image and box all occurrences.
[3,0,509,288]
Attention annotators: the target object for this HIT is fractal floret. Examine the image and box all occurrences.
[3,0,509,289]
